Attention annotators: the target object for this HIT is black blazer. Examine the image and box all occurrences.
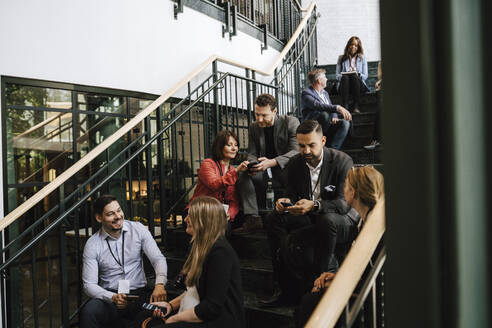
[286,147,353,213]
[194,237,245,328]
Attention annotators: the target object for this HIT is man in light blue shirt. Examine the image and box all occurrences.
[80,194,168,328]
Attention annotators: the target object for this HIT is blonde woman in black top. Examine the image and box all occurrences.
[142,196,245,328]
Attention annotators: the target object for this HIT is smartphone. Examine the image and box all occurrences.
[126,294,140,302]
[247,161,259,170]
[281,202,293,207]
[142,302,170,317]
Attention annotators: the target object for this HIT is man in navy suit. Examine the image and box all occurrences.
[301,68,352,149]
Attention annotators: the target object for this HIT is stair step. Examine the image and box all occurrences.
[244,291,295,328]
[164,249,275,295]
[343,147,383,164]
[342,135,373,149]
[228,231,271,260]
[351,111,377,124]
[351,121,374,138]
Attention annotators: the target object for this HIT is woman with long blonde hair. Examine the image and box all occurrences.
[143,196,245,327]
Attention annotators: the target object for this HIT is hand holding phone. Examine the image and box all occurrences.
[247,161,259,170]
[276,198,292,213]
[142,302,171,318]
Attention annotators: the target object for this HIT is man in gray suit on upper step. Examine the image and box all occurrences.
[234,94,300,234]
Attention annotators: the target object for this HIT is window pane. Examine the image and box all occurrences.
[76,92,126,115]
[5,84,71,109]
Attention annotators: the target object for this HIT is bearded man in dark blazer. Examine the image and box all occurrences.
[235,94,300,234]
[259,120,359,307]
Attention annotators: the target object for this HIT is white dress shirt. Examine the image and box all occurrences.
[82,220,167,302]
[316,90,329,105]
[306,151,324,201]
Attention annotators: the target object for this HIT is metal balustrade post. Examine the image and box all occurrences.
[58,187,69,327]
[230,4,237,39]
[260,24,268,53]
[222,0,231,38]
[245,69,253,125]
[250,0,256,25]
[31,229,39,327]
[144,117,155,236]
[174,0,183,19]
[274,68,279,111]
[211,61,220,146]
[156,106,167,246]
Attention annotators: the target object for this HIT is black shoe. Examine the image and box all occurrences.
[258,293,295,308]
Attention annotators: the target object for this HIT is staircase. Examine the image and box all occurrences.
[0,1,384,326]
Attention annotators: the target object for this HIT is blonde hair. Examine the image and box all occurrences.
[346,166,384,210]
[183,196,227,286]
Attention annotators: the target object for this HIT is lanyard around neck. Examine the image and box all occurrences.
[106,231,125,269]
[214,160,227,204]
[310,172,322,201]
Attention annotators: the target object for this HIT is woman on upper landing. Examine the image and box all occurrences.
[336,36,369,113]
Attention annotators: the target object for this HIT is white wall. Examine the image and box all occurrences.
[0,0,280,95]
[308,0,381,65]
[0,0,282,218]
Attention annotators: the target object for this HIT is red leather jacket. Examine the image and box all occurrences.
[187,158,239,220]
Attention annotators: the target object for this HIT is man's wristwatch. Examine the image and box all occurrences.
[312,200,320,213]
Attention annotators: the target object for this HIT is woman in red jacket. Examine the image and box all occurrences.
[187,130,249,221]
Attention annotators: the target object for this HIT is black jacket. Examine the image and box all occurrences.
[194,237,245,328]
[286,147,353,213]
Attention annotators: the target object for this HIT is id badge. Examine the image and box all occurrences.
[118,280,130,294]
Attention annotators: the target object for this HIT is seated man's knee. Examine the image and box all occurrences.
[338,119,350,133]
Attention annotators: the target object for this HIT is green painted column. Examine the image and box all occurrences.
[381,0,490,326]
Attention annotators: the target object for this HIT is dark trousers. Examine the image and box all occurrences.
[237,166,287,216]
[263,211,358,300]
[80,288,151,328]
[340,74,365,110]
[305,111,350,150]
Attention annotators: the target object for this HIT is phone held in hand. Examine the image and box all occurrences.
[280,201,293,207]
[142,303,170,317]
[247,161,259,170]
[126,294,140,301]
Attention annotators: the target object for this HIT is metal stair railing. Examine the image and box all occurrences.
[0,2,319,327]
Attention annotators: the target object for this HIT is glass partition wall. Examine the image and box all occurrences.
[2,78,160,217]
